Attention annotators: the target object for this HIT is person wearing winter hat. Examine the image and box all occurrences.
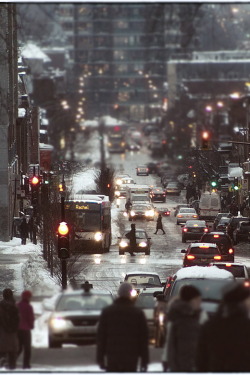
[17,290,34,369]
[97,282,149,372]
[162,285,207,372]
[196,282,250,372]
[0,288,19,370]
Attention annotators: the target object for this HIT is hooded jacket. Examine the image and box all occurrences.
[162,298,203,372]
[17,298,34,331]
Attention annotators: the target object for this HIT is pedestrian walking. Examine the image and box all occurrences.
[154,214,165,234]
[196,282,250,372]
[125,223,137,256]
[17,290,35,369]
[125,198,132,214]
[0,288,19,370]
[162,285,207,372]
[19,216,29,245]
[97,282,149,372]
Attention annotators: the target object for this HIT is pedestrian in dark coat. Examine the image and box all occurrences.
[97,282,149,372]
[125,223,137,256]
[162,285,207,372]
[0,288,19,370]
[17,290,35,369]
[196,283,250,372]
[19,217,29,245]
[154,214,165,234]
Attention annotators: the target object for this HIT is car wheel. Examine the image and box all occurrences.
[182,237,186,243]
[119,250,125,255]
[49,337,62,349]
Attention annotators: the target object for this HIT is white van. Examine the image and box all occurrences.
[199,191,221,220]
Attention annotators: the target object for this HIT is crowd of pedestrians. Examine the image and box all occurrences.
[0,288,34,370]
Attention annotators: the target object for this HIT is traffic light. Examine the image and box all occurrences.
[233,178,239,191]
[201,131,210,150]
[30,176,40,206]
[58,182,66,193]
[58,221,70,259]
[210,179,218,188]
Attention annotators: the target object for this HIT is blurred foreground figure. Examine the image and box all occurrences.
[97,282,149,372]
[197,283,250,372]
[162,285,207,372]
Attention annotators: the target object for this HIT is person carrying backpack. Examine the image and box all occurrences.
[0,288,19,370]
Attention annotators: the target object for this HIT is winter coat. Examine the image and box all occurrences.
[17,300,34,331]
[125,229,137,248]
[162,298,204,372]
[0,299,19,352]
[196,304,250,372]
[97,297,149,370]
[156,216,163,229]
[19,218,29,238]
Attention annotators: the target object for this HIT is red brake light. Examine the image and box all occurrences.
[204,228,208,232]
[183,228,188,232]
[214,255,222,260]
[213,235,220,238]
[228,248,234,254]
[199,245,209,248]
[244,281,250,288]
[187,255,195,260]
[225,263,232,267]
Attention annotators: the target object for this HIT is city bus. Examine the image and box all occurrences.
[65,194,111,253]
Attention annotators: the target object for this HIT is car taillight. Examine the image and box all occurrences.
[183,228,188,232]
[187,255,195,260]
[228,248,234,254]
[192,215,198,218]
[204,228,209,232]
[213,235,220,238]
[178,215,183,218]
[214,255,222,260]
[244,280,250,288]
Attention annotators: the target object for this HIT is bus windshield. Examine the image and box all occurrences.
[74,211,101,231]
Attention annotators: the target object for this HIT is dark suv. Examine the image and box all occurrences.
[233,221,250,244]
[226,216,250,241]
[200,232,234,261]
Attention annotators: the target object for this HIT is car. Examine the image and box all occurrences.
[135,288,162,342]
[200,232,234,262]
[154,266,235,347]
[48,283,114,348]
[213,212,232,230]
[209,262,250,280]
[181,242,222,267]
[118,229,151,255]
[176,207,198,224]
[146,162,158,174]
[226,216,250,240]
[181,220,209,243]
[136,165,149,176]
[126,141,141,151]
[174,204,190,217]
[233,221,250,244]
[128,203,155,221]
[150,187,166,202]
[216,217,231,232]
[124,271,163,289]
[156,207,170,217]
[165,181,181,195]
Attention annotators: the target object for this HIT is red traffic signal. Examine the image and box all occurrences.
[30,176,40,185]
[58,222,69,236]
[202,131,210,140]
[201,131,210,150]
[58,222,70,259]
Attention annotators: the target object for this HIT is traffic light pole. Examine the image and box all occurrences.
[61,196,67,290]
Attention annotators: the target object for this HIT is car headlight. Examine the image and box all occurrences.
[131,289,138,298]
[115,191,121,197]
[130,211,135,216]
[138,241,147,247]
[94,232,102,241]
[158,312,165,326]
[116,179,122,185]
[120,241,128,248]
[49,317,68,330]
[145,210,154,217]
[123,212,128,217]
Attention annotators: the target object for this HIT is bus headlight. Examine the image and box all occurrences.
[116,179,122,185]
[94,232,102,241]
[120,241,128,248]
[145,210,154,217]
[130,211,135,217]
[138,241,147,248]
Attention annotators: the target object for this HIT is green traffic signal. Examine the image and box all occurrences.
[210,181,217,188]
[233,185,239,191]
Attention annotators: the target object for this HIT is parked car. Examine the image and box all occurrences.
[146,162,158,174]
[181,242,222,267]
[213,212,232,230]
[200,231,234,262]
[118,229,151,255]
[154,266,235,347]
[226,216,250,240]
[136,165,149,176]
[176,207,198,224]
[165,181,181,195]
[233,221,250,244]
[124,272,163,289]
[128,203,155,221]
[48,283,113,348]
[209,262,250,280]
[150,187,166,202]
[181,220,209,243]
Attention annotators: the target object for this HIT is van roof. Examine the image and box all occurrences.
[175,266,233,280]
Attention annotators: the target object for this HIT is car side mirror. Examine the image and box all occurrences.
[181,249,187,253]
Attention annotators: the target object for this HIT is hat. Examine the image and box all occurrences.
[3,288,14,300]
[180,285,201,302]
[21,290,32,301]
[223,283,250,305]
[118,282,133,298]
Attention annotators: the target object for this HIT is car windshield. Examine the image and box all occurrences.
[134,205,151,210]
[56,294,113,311]
[168,183,178,187]
[126,275,161,287]
[213,265,246,278]
[219,218,230,224]
[135,294,156,309]
[180,208,196,213]
[171,279,234,301]
[186,220,206,227]
[189,246,218,254]
[135,231,147,239]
